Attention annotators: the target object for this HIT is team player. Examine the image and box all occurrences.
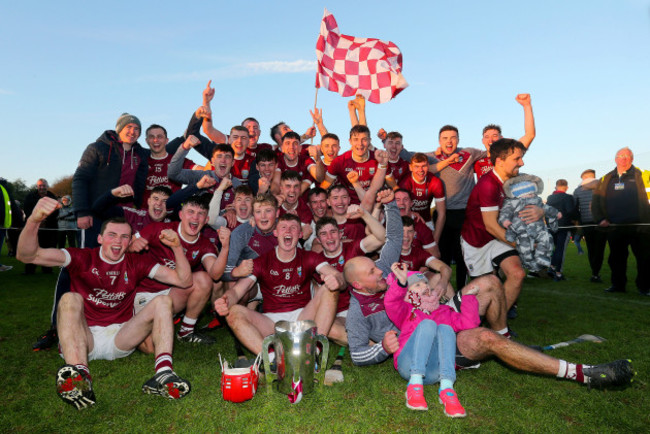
[17,198,194,409]
[460,139,540,310]
[304,187,329,251]
[382,131,411,188]
[394,189,438,257]
[276,132,325,194]
[214,213,345,354]
[254,149,281,195]
[276,171,314,239]
[132,196,231,346]
[93,185,172,232]
[473,94,536,179]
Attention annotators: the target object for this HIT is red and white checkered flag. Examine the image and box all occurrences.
[315,8,408,104]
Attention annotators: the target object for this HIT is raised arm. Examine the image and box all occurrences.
[17,197,67,267]
[310,108,328,137]
[201,227,231,281]
[346,204,386,252]
[91,185,132,219]
[374,190,403,276]
[359,150,389,213]
[153,229,193,288]
[208,177,232,227]
[200,81,228,144]
[516,94,535,148]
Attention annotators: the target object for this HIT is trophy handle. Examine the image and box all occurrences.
[315,334,329,374]
[261,335,276,385]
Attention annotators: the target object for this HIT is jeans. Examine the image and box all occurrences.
[396,320,456,385]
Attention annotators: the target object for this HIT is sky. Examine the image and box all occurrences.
[1,1,649,196]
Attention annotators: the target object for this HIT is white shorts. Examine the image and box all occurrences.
[264,308,304,324]
[87,323,134,361]
[336,309,348,319]
[133,289,171,315]
[461,237,515,277]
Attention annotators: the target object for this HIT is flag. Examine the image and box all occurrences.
[315,8,408,104]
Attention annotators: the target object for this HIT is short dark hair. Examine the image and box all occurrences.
[278,213,301,226]
[242,117,259,127]
[581,169,596,178]
[308,187,327,201]
[439,125,459,138]
[151,186,173,197]
[556,179,568,187]
[282,131,301,143]
[280,170,302,183]
[489,138,526,166]
[231,125,249,135]
[256,148,278,164]
[315,216,339,235]
[146,124,168,137]
[401,215,415,228]
[386,131,403,140]
[328,184,350,197]
[349,124,370,139]
[100,217,132,236]
[182,194,210,211]
[212,144,235,158]
[394,188,412,199]
[482,124,502,135]
[270,122,286,144]
[322,133,340,142]
[234,185,254,198]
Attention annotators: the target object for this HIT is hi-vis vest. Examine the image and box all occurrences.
[643,169,650,204]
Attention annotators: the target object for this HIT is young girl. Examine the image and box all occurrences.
[385,263,480,417]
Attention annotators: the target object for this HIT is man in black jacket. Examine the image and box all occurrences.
[23,178,59,274]
[592,147,650,296]
[546,179,577,281]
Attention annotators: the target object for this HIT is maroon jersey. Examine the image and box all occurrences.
[399,174,445,222]
[279,198,313,225]
[387,158,410,185]
[250,248,327,313]
[276,154,317,184]
[316,240,366,313]
[412,218,436,250]
[249,230,278,256]
[338,218,366,243]
[63,248,159,327]
[474,156,493,179]
[137,221,218,292]
[434,149,473,172]
[461,170,505,248]
[232,154,255,184]
[246,142,273,160]
[327,150,378,204]
[400,246,435,271]
[143,153,195,204]
[121,207,170,232]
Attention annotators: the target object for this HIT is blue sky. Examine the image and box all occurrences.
[1,1,649,195]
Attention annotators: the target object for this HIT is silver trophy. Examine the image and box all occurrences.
[262,320,329,398]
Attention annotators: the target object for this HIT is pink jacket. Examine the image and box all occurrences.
[384,272,480,368]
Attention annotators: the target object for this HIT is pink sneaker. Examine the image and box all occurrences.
[405,384,428,410]
[439,388,466,418]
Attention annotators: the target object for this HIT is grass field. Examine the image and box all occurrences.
[0,241,648,433]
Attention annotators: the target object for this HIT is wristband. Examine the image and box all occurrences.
[378,164,388,170]
[134,232,141,239]
[431,241,437,247]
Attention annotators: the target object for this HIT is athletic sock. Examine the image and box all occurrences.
[496,327,509,335]
[439,379,454,392]
[177,316,197,338]
[408,374,423,386]
[155,352,173,374]
[75,364,90,376]
[557,360,588,383]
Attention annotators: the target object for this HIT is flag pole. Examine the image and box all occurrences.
[310,87,319,145]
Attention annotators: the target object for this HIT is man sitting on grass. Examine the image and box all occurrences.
[17,197,194,410]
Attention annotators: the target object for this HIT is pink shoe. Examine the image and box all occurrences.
[439,388,466,418]
[405,384,428,410]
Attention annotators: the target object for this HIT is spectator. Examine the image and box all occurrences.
[23,178,59,274]
[573,169,607,283]
[546,179,577,281]
[57,196,76,249]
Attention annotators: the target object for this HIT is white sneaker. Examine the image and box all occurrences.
[0,265,12,272]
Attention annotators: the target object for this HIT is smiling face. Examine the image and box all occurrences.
[481,128,502,150]
[321,137,340,163]
[273,218,301,253]
[119,123,141,146]
[234,193,253,219]
[402,224,415,252]
[211,151,234,179]
[229,129,250,157]
[349,257,387,294]
[495,148,525,180]
[615,148,633,173]
[349,132,370,159]
[98,222,132,262]
[253,203,278,233]
[410,160,429,184]
[384,137,403,161]
[394,191,412,216]
[280,179,301,206]
[178,203,209,240]
[327,188,351,217]
[243,119,260,146]
[281,138,301,164]
[438,130,459,156]
[146,127,169,157]
[257,160,277,180]
[147,191,169,222]
[274,123,293,144]
[308,192,328,219]
[36,180,48,197]
[317,222,342,254]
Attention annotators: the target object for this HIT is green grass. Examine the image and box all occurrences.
[0,242,648,433]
